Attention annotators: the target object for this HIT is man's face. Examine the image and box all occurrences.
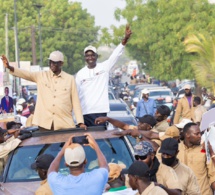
[128,175,137,190]
[22,87,27,94]
[154,110,164,122]
[5,88,9,96]
[186,125,201,145]
[138,122,151,130]
[161,153,176,166]
[0,134,4,143]
[201,89,207,95]
[85,51,97,67]
[37,168,47,180]
[185,89,192,96]
[49,60,62,74]
[135,153,153,167]
[193,101,197,107]
[142,93,149,100]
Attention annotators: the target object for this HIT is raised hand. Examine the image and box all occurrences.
[125,24,132,40]
[1,55,10,69]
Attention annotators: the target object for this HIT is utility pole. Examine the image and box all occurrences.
[5,13,9,58]
[34,4,43,66]
[4,13,10,86]
[14,0,21,95]
[31,26,37,65]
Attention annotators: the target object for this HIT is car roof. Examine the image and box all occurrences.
[20,128,120,147]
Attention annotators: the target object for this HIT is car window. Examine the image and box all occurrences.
[5,138,133,182]
[128,85,136,90]
[108,92,115,100]
[150,91,171,96]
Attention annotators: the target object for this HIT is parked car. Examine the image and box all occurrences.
[0,128,134,194]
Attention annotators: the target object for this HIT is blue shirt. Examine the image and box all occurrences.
[48,168,108,195]
[136,98,157,117]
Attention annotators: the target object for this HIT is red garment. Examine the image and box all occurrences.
[22,107,31,118]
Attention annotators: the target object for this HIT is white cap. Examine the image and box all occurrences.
[184,84,191,90]
[175,118,192,129]
[14,116,22,124]
[16,98,26,105]
[64,144,86,167]
[48,51,64,62]
[141,89,149,94]
[133,97,139,102]
[16,105,23,112]
[84,45,97,54]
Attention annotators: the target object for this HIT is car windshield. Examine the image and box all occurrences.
[6,137,133,182]
[150,91,171,96]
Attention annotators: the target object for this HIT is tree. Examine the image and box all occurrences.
[109,0,215,80]
[184,34,215,92]
[0,0,99,74]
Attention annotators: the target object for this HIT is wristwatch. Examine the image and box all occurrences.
[138,134,143,139]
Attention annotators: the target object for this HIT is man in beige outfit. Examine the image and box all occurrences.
[1,52,86,130]
[173,84,195,124]
[193,96,207,126]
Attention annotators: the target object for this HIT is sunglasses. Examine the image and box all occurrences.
[135,155,148,160]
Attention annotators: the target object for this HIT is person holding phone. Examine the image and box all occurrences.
[48,133,108,195]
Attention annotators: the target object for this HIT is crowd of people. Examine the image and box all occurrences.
[0,24,215,195]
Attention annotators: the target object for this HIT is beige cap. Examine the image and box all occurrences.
[108,163,126,181]
[84,45,97,54]
[64,144,86,167]
[160,126,180,141]
[48,51,64,62]
[184,84,191,90]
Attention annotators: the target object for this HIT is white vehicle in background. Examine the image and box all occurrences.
[127,61,139,76]
[138,87,174,109]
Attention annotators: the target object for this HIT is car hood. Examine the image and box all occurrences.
[0,181,40,195]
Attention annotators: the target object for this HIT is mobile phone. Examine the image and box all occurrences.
[72,136,89,145]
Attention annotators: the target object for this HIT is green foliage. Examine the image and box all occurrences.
[0,0,99,74]
[184,34,215,92]
[109,0,215,80]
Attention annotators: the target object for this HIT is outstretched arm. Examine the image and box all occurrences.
[48,136,73,174]
[95,117,129,130]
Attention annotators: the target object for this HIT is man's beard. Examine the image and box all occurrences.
[185,92,192,96]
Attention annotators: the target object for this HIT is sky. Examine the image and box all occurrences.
[72,0,126,28]
[72,0,215,28]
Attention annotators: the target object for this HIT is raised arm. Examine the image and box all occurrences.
[48,136,73,174]
[105,25,132,71]
[95,117,129,130]
[1,55,38,82]
[85,133,108,170]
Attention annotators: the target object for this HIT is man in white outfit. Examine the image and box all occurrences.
[75,25,132,127]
